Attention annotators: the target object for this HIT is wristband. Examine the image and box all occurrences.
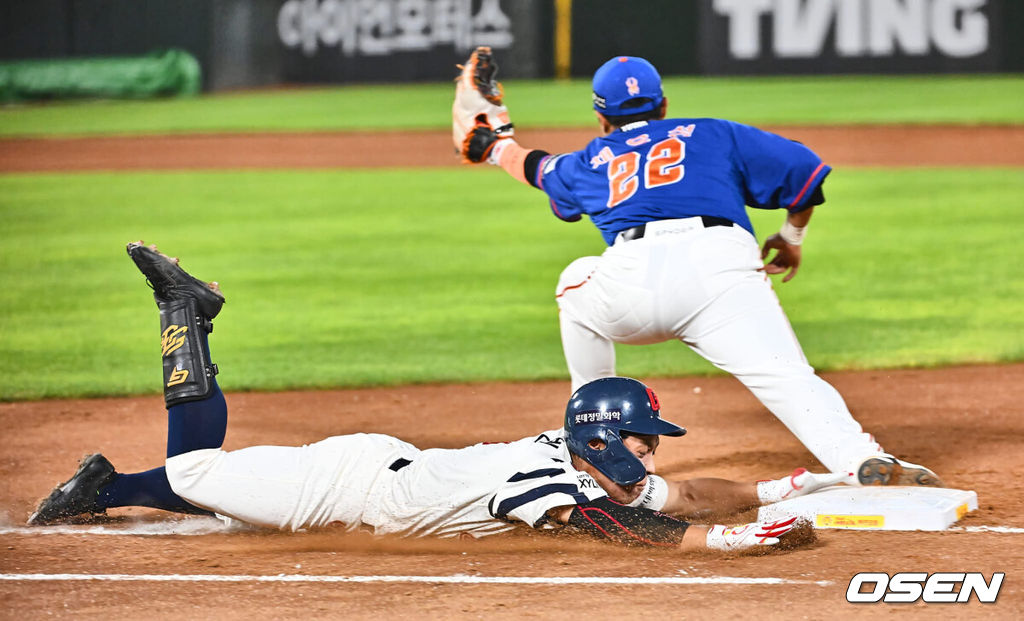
[487,137,512,165]
[779,220,807,246]
[757,476,797,504]
[757,468,809,504]
[627,474,669,510]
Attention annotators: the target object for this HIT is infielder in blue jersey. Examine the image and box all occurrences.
[28,242,845,553]
[453,47,941,488]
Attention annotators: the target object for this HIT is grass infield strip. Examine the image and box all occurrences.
[0,573,831,586]
[1,75,1021,137]
[1,167,1021,400]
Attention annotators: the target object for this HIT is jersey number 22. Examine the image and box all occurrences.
[607,137,685,208]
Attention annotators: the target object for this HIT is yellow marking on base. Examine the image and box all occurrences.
[816,514,885,529]
[957,503,969,520]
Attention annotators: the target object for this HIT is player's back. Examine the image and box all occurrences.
[549,118,754,242]
[367,429,603,538]
[541,116,828,245]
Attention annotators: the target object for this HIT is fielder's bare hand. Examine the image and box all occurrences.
[760,234,802,282]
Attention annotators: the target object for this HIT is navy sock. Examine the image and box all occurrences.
[93,384,226,515]
[96,467,212,515]
[94,330,228,515]
[166,380,227,458]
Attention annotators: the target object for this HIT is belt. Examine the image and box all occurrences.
[617,216,733,242]
[389,457,412,471]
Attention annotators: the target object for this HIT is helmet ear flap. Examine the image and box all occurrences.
[570,425,647,487]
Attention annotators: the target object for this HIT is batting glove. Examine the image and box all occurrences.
[705,516,800,551]
[756,468,849,505]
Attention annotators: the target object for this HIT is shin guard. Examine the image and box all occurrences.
[159,298,218,407]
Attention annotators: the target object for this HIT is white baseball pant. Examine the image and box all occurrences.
[555,217,888,476]
[165,433,413,532]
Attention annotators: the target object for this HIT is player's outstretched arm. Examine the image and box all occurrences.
[452,46,550,187]
[547,500,802,552]
[684,518,804,552]
[660,468,848,517]
[659,477,761,518]
[452,46,514,163]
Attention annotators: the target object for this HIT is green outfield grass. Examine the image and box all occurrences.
[1,75,1022,137]
[1,167,1021,400]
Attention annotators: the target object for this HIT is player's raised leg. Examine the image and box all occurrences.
[122,246,385,532]
[28,243,227,524]
[127,242,225,409]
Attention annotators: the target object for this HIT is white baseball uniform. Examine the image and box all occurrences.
[526,116,895,478]
[164,429,669,537]
[555,218,887,475]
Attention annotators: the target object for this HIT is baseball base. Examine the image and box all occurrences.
[757,486,979,531]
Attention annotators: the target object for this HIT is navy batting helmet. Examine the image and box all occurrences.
[564,377,686,486]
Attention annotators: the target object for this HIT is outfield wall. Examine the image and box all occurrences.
[1,0,1020,92]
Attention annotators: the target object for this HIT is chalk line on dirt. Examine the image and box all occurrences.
[0,573,832,586]
[0,517,233,536]
[950,525,1024,534]
[3,522,1022,537]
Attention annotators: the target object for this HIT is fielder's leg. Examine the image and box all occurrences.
[682,269,942,486]
[556,256,616,392]
[559,312,616,393]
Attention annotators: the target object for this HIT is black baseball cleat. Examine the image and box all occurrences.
[28,454,117,525]
[857,457,944,487]
[127,241,225,319]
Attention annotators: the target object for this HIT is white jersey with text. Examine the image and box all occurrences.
[368,429,605,537]
[164,429,665,538]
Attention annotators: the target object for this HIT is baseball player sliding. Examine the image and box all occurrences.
[452,48,942,488]
[29,243,843,552]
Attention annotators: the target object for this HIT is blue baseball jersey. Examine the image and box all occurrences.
[534,118,831,245]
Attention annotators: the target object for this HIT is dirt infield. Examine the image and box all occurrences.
[2,124,1023,617]
[3,364,1023,618]
[2,124,1023,171]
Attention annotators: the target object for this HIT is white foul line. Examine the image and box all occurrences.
[0,573,831,586]
[950,525,1024,534]
[0,519,233,536]
[4,522,1024,537]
